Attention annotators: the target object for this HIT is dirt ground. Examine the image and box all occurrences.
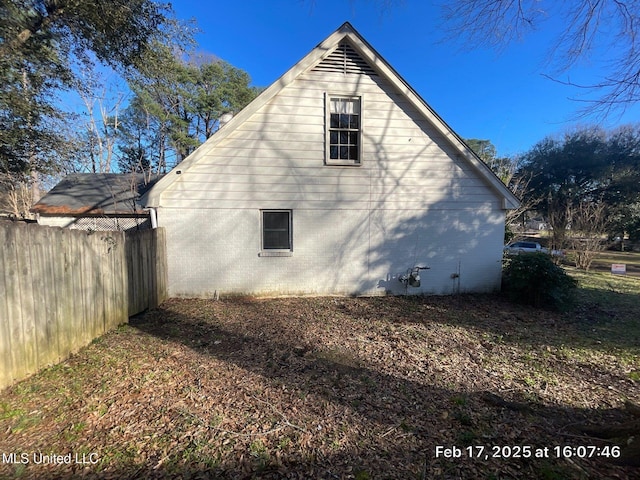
[1,293,639,479]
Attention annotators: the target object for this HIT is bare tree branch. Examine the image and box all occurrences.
[441,0,640,117]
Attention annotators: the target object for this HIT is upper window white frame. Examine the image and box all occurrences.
[325,94,362,166]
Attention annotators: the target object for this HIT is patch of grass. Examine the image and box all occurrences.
[566,269,640,358]
[354,470,371,480]
[0,402,25,420]
[248,439,271,471]
[13,415,42,432]
[208,412,224,428]
[277,436,291,450]
[360,374,376,389]
[535,461,580,480]
[100,446,138,468]
[456,430,477,445]
[8,463,27,479]
[249,439,267,458]
[62,421,86,441]
[399,419,412,432]
[589,250,640,272]
[454,411,473,426]
[628,371,640,381]
[571,268,640,302]
[0,404,42,433]
[451,394,467,406]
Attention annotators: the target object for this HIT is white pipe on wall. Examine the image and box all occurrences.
[149,208,158,229]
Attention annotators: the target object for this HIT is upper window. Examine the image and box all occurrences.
[261,210,292,252]
[327,96,361,165]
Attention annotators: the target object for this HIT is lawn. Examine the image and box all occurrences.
[587,250,640,277]
[0,270,639,479]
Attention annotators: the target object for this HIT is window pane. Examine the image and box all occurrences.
[330,146,338,158]
[339,114,350,129]
[330,131,338,144]
[340,131,348,144]
[340,146,349,159]
[264,231,289,249]
[330,98,355,114]
[349,115,359,129]
[349,131,358,144]
[264,212,288,230]
[350,146,359,160]
[330,113,339,129]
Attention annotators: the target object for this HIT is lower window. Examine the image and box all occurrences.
[261,210,292,253]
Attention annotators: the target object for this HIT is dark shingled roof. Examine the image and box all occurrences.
[31,173,163,216]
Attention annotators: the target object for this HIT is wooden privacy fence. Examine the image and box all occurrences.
[0,222,167,390]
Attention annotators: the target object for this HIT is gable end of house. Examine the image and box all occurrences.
[142,22,521,297]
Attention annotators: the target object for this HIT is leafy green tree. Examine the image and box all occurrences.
[521,128,605,248]
[466,138,513,182]
[0,0,188,208]
[601,125,640,239]
[0,2,72,183]
[466,139,497,163]
[520,125,640,247]
[129,46,260,165]
[0,0,175,71]
[126,45,192,167]
[191,57,259,139]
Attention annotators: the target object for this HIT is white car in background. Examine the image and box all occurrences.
[504,241,565,257]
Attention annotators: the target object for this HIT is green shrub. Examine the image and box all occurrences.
[502,252,577,310]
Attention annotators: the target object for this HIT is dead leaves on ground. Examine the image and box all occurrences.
[0,295,638,479]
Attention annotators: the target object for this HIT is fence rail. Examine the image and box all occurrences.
[0,222,167,390]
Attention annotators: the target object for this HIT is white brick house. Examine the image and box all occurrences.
[142,23,519,297]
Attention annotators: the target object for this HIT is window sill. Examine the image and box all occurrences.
[325,161,362,167]
[259,251,293,257]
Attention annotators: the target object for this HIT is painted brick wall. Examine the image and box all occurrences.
[159,206,504,297]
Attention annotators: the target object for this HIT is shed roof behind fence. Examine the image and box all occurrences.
[31,173,164,216]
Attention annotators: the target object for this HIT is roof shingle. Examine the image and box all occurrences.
[31,173,163,215]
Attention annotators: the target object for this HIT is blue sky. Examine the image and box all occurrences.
[168,0,639,157]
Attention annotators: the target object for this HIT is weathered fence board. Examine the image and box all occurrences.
[0,226,11,389]
[126,228,168,316]
[0,222,167,391]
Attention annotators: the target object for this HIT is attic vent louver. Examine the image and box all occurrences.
[313,43,377,76]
